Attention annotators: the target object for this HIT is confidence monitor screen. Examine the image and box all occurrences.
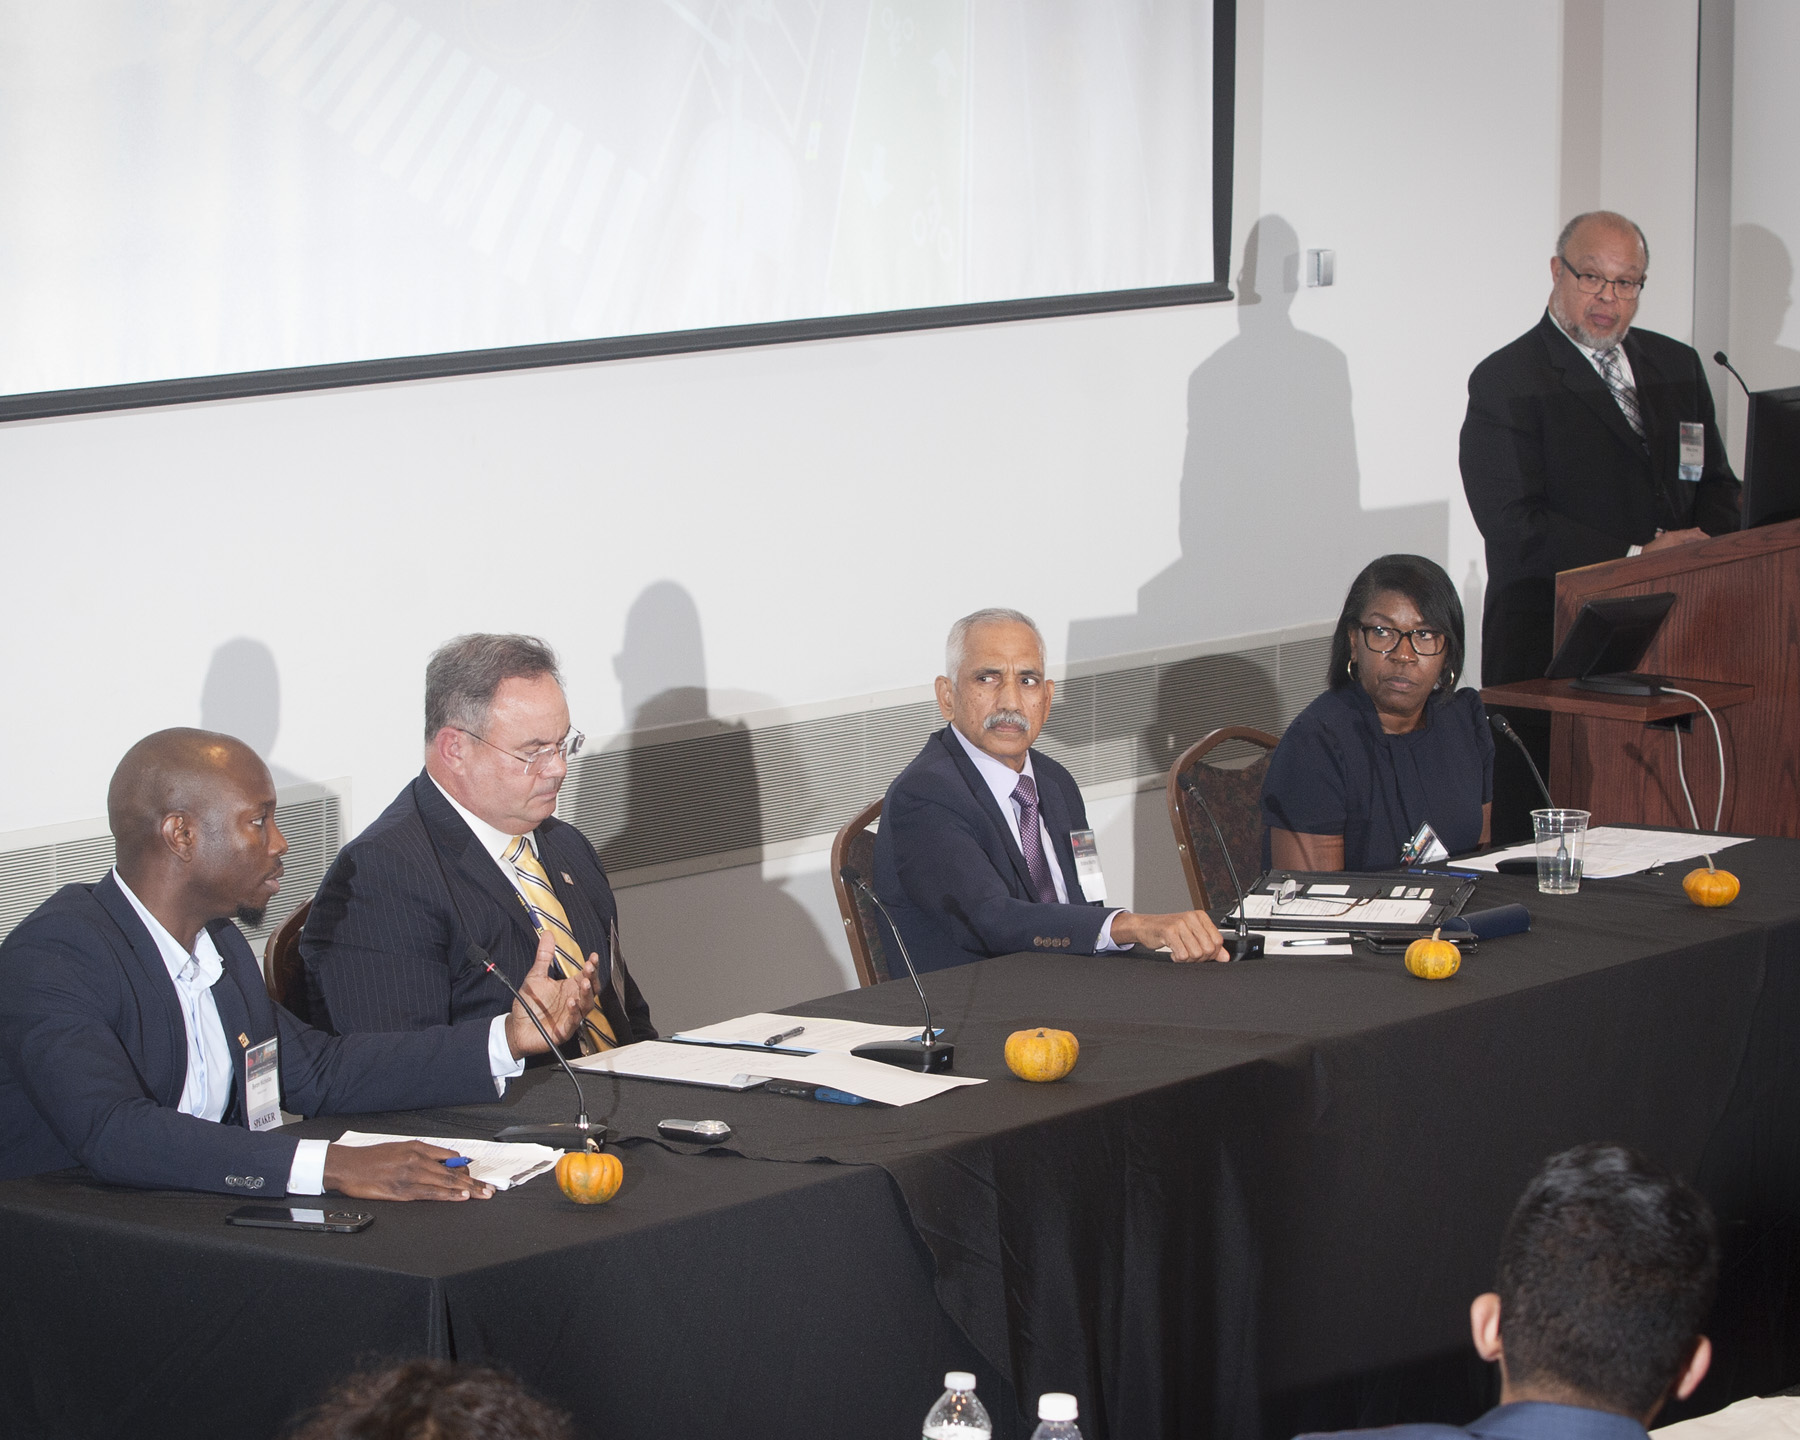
[1,0,1231,418]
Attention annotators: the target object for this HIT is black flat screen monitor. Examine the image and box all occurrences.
[1742,384,1800,530]
[1544,591,1677,695]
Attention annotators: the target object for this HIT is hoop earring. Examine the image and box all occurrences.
[1346,656,1358,680]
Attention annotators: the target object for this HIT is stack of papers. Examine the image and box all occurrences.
[1460,827,1752,880]
[668,1013,936,1054]
[573,1039,984,1107]
[333,1132,562,1188]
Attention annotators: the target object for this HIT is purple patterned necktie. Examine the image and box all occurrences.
[1011,774,1059,904]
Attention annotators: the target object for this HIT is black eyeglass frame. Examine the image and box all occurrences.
[1557,261,1646,299]
[1356,624,1447,657]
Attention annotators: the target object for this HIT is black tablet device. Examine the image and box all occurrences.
[1543,591,1677,695]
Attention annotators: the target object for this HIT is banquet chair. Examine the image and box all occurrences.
[1166,727,1280,911]
[830,798,894,987]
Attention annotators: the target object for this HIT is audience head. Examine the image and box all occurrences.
[1328,554,1466,733]
[285,1360,575,1440]
[106,728,287,928]
[424,634,579,836]
[937,608,1053,772]
[1471,1142,1718,1423]
[1550,211,1649,351]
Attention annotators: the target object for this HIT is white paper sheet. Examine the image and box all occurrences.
[667,1013,932,1054]
[1459,827,1752,880]
[573,1040,984,1106]
[1235,894,1432,925]
[332,1132,563,1189]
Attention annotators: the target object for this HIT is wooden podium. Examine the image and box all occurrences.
[1482,518,1800,837]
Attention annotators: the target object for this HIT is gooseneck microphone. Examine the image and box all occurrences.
[416,779,605,1147]
[838,868,955,1072]
[1178,774,1264,961]
[1488,713,1554,809]
[1713,351,1752,399]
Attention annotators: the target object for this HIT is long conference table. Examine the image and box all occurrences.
[5,840,1800,1440]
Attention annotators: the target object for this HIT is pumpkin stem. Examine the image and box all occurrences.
[1430,926,1441,941]
[1703,854,1715,872]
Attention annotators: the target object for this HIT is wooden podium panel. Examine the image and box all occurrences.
[1516,518,1800,836]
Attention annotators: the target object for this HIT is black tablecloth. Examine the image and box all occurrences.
[4,845,1799,1440]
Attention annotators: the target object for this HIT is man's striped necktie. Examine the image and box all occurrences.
[1595,346,1647,442]
[504,835,619,1053]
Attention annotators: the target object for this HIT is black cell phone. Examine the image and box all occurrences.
[657,1119,733,1144]
[225,1205,374,1233]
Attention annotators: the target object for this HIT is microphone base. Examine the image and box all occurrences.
[1231,932,1266,961]
[494,1121,608,1149]
[851,1038,956,1072]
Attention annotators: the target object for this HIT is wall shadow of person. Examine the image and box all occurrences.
[1066,216,1446,904]
[1731,223,1800,398]
[200,637,306,788]
[575,581,842,1027]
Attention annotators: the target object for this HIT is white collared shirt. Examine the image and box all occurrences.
[947,725,1123,950]
[113,870,331,1194]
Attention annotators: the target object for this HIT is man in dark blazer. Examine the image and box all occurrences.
[1460,211,1740,834]
[0,729,595,1196]
[303,633,654,1047]
[1299,1143,1716,1440]
[873,608,1227,973]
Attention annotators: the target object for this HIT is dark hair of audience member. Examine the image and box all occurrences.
[1326,553,1468,695]
[1496,1142,1718,1416]
[284,1359,576,1440]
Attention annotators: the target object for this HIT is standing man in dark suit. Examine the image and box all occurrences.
[1460,211,1740,836]
[303,634,655,1047]
[1300,1142,1717,1440]
[873,608,1227,972]
[0,729,595,1195]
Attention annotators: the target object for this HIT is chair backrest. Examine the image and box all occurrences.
[829,798,894,987]
[1165,726,1280,912]
[263,899,313,1025]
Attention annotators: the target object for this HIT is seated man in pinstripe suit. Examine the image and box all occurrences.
[302,634,656,1046]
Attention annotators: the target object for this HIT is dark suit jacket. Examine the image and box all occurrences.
[301,774,654,1043]
[1460,313,1741,684]
[0,874,498,1193]
[872,727,1108,973]
[1300,1400,1649,1440]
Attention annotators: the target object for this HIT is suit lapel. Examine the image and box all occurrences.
[93,875,191,1109]
[1034,765,1084,899]
[207,933,254,1128]
[412,775,538,946]
[937,727,1038,896]
[1537,314,1648,459]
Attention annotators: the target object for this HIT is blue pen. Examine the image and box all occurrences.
[442,1156,473,1168]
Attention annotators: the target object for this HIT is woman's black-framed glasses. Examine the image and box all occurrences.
[1357,624,1446,656]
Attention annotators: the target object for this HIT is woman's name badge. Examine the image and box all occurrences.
[244,1037,281,1133]
[1400,822,1448,867]
[1069,829,1109,903]
[1679,421,1705,482]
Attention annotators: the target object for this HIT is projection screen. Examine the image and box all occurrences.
[0,0,1233,420]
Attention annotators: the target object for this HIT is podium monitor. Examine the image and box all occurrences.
[1742,384,1800,530]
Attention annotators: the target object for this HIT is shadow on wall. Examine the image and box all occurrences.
[200,637,306,787]
[595,581,841,1024]
[1732,224,1800,393]
[1066,215,1448,909]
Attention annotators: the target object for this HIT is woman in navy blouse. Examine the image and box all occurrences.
[1262,554,1493,871]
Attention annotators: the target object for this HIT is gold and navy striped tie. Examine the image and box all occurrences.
[504,835,619,1053]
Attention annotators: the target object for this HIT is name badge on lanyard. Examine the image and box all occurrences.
[1678,422,1705,483]
[244,1037,282,1132]
[1069,829,1109,903]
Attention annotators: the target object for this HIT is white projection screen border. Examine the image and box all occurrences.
[0,1,1235,424]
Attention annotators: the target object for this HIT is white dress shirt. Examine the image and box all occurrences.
[947,726,1124,950]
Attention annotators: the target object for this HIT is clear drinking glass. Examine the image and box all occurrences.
[1532,809,1591,894]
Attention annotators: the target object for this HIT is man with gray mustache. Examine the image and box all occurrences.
[872,608,1228,973]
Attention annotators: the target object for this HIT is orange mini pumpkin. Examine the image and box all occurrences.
[1404,927,1461,980]
[1683,860,1740,908]
[1005,1027,1079,1082]
[555,1147,623,1205]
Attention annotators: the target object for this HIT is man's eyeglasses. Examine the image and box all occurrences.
[1559,263,1645,299]
[457,726,585,774]
[1358,625,1446,657]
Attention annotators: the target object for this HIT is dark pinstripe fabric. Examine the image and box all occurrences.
[300,773,655,1042]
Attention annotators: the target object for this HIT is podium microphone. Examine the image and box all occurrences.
[1489,712,1554,810]
[838,868,955,1072]
[460,942,607,1149]
[1178,775,1264,961]
[1713,351,1753,399]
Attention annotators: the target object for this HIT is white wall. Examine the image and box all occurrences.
[1,1,1731,1030]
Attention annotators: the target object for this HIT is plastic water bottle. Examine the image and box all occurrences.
[1029,1392,1083,1440]
[923,1371,992,1440]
